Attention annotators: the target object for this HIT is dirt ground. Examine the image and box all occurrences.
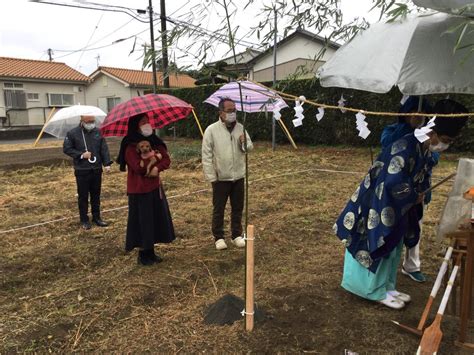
[0,138,472,353]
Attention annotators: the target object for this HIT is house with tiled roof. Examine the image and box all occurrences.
[87,66,195,112]
[0,57,89,127]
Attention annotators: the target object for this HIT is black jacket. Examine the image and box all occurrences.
[63,126,112,172]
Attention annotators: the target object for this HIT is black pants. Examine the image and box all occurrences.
[75,169,102,222]
[212,179,244,240]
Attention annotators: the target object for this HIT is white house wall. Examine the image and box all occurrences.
[253,36,336,72]
[252,58,326,82]
[0,80,86,126]
[85,73,135,112]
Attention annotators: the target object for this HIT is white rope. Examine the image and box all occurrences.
[0,187,213,235]
[240,309,255,316]
[0,167,454,235]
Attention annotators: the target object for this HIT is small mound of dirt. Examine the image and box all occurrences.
[203,293,264,326]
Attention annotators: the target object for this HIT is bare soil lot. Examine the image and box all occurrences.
[0,139,471,353]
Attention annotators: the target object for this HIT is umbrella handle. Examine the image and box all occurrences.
[81,128,96,163]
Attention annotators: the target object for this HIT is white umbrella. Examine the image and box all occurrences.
[413,0,474,16]
[317,12,474,95]
[44,105,107,138]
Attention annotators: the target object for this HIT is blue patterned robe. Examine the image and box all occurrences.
[334,133,433,273]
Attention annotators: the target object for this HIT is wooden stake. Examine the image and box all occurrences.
[245,224,255,332]
[418,254,462,355]
[418,246,454,331]
[33,107,56,147]
[392,246,454,337]
[191,109,204,138]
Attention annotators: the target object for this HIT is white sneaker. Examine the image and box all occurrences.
[215,239,227,250]
[377,293,405,309]
[388,290,411,303]
[231,236,246,248]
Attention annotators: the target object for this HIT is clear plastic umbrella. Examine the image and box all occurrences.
[43,105,107,138]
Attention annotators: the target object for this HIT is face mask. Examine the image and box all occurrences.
[429,142,450,153]
[139,124,153,137]
[82,122,96,131]
[225,112,236,123]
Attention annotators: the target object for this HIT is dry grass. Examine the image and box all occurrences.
[0,140,471,353]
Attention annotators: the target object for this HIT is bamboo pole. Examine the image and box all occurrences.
[191,109,204,138]
[33,107,56,147]
[245,224,255,332]
[276,119,297,150]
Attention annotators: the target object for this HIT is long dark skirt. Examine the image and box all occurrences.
[125,186,175,251]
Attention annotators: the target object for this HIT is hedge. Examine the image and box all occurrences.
[158,79,474,152]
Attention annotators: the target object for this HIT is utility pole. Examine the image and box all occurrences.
[148,0,158,94]
[47,48,53,61]
[271,7,277,151]
[160,0,170,88]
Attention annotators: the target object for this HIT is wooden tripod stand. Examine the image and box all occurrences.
[452,188,474,351]
[395,188,474,353]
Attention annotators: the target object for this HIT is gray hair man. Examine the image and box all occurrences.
[63,115,112,230]
[202,98,253,250]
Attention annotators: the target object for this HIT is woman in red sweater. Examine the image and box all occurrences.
[117,114,175,265]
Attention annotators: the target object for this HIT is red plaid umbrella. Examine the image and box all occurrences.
[100,94,193,137]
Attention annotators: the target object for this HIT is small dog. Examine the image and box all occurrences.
[137,140,162,177]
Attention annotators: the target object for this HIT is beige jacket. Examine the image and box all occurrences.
[202,120,253,182]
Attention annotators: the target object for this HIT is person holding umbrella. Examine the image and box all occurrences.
[334,99,468,309]
[380,96,439,283]
[202,98,253,250]
[63,115,112,230]
[116,114,175,266]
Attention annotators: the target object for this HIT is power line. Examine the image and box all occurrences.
[33,0,263,66]
[52,27,149,59]
[52,17,138,53]
[75,13,104,69]
[30,0,150,23]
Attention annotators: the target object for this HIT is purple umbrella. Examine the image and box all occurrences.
[204,80,288,113]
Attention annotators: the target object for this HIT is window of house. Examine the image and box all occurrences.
[47,93,74,107]
[4,82,24,89]
[107,97,121,111]
[27,93,40,101]
[3,82,26,109]
[4,90,26,108]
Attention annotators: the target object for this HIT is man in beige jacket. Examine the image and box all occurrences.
[202,98,253,250]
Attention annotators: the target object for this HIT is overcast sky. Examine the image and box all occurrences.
[0,0,381,75]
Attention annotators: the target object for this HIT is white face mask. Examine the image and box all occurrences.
[429,141,450,152]
[139,124,153,137]
[225,112,236,123]
[82,122,96,131]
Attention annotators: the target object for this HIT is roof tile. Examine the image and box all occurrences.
[0,57,89,82]
[97,66,196,88]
